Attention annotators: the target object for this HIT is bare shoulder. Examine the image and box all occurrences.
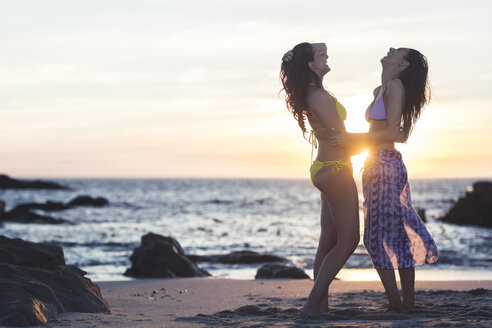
[388,78,404,92]
[387,78,405,99]
[308,88,331,100]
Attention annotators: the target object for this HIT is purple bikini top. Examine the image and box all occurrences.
[365,94,387,121]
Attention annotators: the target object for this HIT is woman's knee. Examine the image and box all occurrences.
[318,234,336,250]
[337,230,360,253]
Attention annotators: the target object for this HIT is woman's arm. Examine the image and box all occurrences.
[380,78,405,139]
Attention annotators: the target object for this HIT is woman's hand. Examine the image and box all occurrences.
[328,128,349,149]
[395,129,406,143]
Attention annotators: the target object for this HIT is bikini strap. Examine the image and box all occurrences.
[308,130,318,164]
[308,128,325,164]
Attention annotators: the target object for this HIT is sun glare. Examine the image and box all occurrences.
[341,93,373,176]
[342,93,372,133]
[350,152,368,176]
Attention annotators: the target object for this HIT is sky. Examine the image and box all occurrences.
[1,0,491,179]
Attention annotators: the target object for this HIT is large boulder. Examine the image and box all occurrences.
[187,250,288,264]
[0,236,65,268]
[124,233,210,278]
[0,175,67,190]
[440,181,492,227]
[255,263,310,279]
[0,236,111,326]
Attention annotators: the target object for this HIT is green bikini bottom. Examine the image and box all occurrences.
[310,160,353,185]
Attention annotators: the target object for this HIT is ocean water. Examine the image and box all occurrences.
[1,178,491,282]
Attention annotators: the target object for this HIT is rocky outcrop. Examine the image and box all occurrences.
[187,251,288,264]
[0,175,67,190]
[440,181,492,228]
[124,233,210,278]
[1,208,67,224]
[67,196,109,207]
[12,201,69,212]
[10,195,109,213]
[255,263,310,279]
[1,195,109,225]
[0,236,111,326]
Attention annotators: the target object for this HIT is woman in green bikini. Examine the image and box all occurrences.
[280,42,359,315]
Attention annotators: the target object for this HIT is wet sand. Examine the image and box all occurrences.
[45,278,492,327]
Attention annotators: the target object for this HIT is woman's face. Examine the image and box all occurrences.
[309,44,330,76]
[381,47,409,66]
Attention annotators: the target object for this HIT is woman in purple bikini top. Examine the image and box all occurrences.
[329,47,430,151]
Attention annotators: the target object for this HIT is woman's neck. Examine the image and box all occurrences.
[381,66,403,85]
[310,75,325,89]
[381,68,400,85]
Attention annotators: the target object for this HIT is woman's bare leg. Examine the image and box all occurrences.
[313,193,337,312]
[399,267,415,311]
[313,193,337,279]
[376,269,402,312]
[302,169,359,315]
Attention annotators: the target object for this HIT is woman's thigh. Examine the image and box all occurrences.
[315,168,359,240]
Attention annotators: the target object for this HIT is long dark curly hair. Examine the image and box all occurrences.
[280,42,322,137]
[399,48,431,141]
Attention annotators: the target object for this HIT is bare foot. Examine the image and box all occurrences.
[384,307,401,313]
[319,298,329,313]
[400,306,416,313]
[300,304,323,318]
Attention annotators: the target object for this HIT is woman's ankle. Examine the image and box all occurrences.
[402,303,415,310]
[387,300,403,312]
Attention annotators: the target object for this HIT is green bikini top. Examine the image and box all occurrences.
[333,98,347,121]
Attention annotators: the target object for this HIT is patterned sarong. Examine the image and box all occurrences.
[362,149,438,269]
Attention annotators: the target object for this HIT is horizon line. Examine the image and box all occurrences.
[5,174,492,181]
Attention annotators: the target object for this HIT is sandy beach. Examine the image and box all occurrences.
[41,278,492,328]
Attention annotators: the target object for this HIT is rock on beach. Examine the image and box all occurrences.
[440,181,492,227]
[0,236,110,326]
[124,233,210,278]
[255,263,310,279]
